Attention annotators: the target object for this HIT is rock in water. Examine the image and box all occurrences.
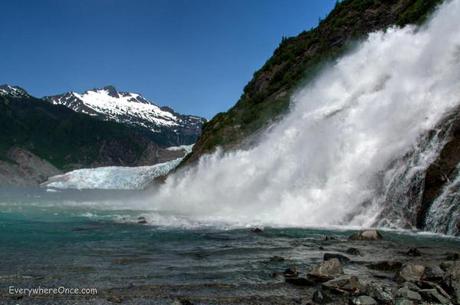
[283,267,299,278]
[396,263,425,283]
[324,253,351,264]
[308,258,344,281]
[312,289,330,303]
[346,247,361,256]
[349,230,383,241]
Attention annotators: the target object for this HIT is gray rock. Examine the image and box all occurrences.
[419,288,451,304]
[396,286,422,301]
[312,289,331,303]
[350,296,377,305]
[308,258,344,281]
[322,275,367,294]
[406,248,422,257]
[395,299,414,305]
[367,282,393,303]
[349,230,383,241]
[423,265,445,281]
[396,263,425,283]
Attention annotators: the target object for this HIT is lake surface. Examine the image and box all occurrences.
[1,188,460,304]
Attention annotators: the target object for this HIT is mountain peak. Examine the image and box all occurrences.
[0,84,30,98]
[101,85,118,97]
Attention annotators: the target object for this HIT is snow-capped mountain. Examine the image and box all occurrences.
[0,84,30,98]
[45,86,205,144]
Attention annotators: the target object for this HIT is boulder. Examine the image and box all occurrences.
[312,290,331,303]
[367,282,393,303]
[137,216,147,224]
[396,263,425,283]
[419,288,451,304]
[348,230,383,241]
[350,296,377,305]
[324,253,351,264]
[423,265,445,281]
[250,227,263,233]
[322,275,367,295]
[396,286,422,301]
[308,258,344,282]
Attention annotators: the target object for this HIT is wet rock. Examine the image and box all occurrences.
[419,288,451,304]
[406,248,422,257]
[283,267,299,278]
[285,277,315,286]
[346,247,361,256]
[350,295,377,305]
[396,286,422,301]
[312,289,331,303]
[269,255,285,262]
[323,235,337,241]
[423,265,445,281]
[250,227,263,233]
[319,246,325,250]
[367,282,393,303]
[443,261,460,301]
[348,230,383,241]
[322,275,367,295]
[137,216,147,224]
[368,261,402,271]
[418,281,451,300]
[396,263,425,283]
[324,253,351,264]
[308,258,344,282]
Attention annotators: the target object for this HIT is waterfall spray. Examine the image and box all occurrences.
[147,0,460,228]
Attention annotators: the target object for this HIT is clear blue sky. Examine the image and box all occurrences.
[0,0,335,118]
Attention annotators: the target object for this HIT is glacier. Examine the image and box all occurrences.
[42,158,181,190]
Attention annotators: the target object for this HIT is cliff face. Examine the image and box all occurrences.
[182,0,444,167]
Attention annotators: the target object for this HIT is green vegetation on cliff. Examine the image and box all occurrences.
[183,0,444,166]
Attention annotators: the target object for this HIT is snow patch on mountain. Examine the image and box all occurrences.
[0,85,30,98]
[45,86,205,134]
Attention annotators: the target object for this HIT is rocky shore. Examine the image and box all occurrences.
[2,229,460,305]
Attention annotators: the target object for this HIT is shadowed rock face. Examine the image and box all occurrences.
[417,110,460,228]
[0,147,61,186]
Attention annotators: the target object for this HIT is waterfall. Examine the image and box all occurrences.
[146,0,460,230]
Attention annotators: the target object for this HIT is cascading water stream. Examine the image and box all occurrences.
[146,0,460,229]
